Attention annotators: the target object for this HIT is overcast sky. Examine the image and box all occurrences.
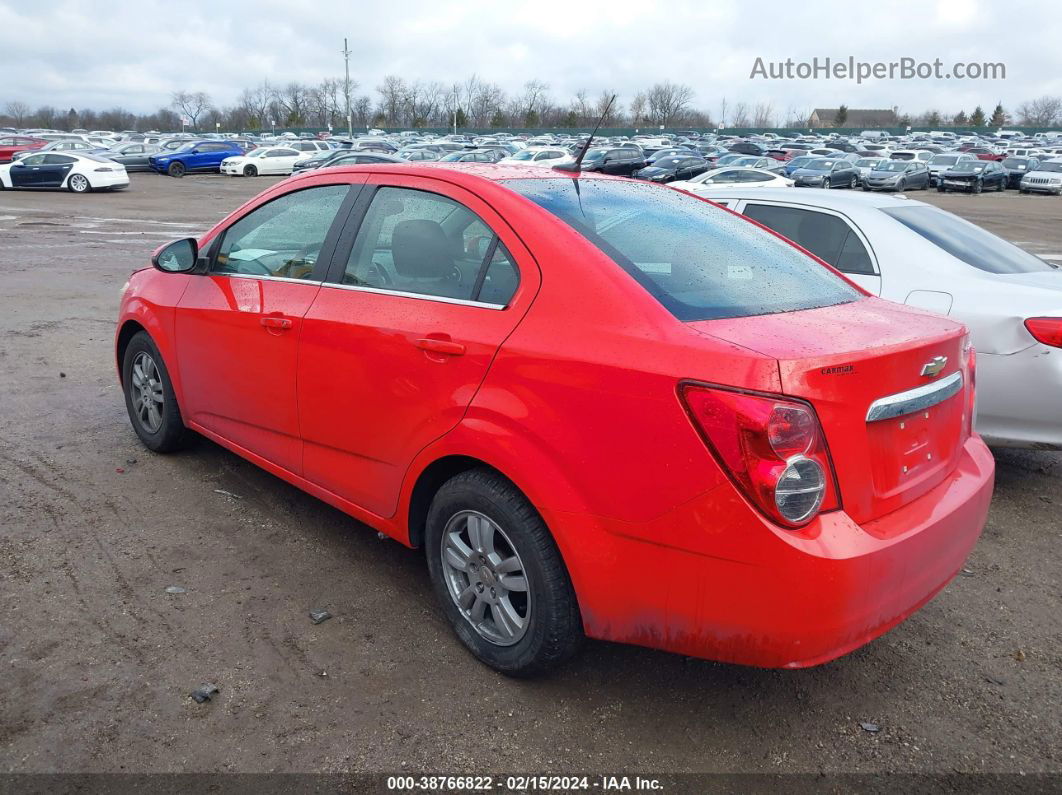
[2,0,1059,118]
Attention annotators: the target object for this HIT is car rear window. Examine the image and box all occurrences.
[882,206,1056,273]
[504,177,860,321]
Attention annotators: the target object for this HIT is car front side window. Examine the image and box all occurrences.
[213,185,350,280]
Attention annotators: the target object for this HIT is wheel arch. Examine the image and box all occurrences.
[115,319,148,384]
[407,455,514,550]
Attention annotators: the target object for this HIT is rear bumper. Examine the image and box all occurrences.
[976,345,1062,449]
[550,436,994,667]
[89,171,129,188]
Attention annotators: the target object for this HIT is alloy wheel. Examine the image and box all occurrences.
[69,174,89,193]
[440,510,530,646]
[130,351,165,433]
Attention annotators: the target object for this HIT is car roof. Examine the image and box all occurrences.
[684,186,927,210]
[283,162,625,188]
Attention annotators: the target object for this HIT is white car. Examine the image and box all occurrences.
[498,147,573,168]
[0,151,128,192]
[220,146,305,177]
[694,188,1062,448]
[670,167,792,191]
[1019,158,1062,195]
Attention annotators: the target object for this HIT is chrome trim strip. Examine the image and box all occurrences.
[319,281,506,310]
[865,371,964,423]
[222,273,324,286]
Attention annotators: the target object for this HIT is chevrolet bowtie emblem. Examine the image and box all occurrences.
[921,356,948,378]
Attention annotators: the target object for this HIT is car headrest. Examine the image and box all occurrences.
[392,219,455,278]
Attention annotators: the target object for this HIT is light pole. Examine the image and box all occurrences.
[342,38,353,139]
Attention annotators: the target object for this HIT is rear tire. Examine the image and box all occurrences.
[68,173,91,193]
[121,331,185,452]
[167,162,186,178]
[425,469,582,677]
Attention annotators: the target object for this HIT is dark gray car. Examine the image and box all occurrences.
[862,160,931,192]
[101,143,160,172]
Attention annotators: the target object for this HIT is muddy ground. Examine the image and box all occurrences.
[0,175,1059,780]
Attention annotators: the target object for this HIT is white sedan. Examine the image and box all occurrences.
[695,188,1062,449]
[0,151,128,192]
[498,147,574,168]
[220,146,305,177]
[670,167,793,192]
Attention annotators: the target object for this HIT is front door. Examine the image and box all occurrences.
[175,181,361,473]
[9,153,47,186]
[297,176,540,517]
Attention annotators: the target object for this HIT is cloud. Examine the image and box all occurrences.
[0,0,1057,118]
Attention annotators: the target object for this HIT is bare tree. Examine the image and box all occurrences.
[645,82,694,127]
[521,80,549,126]
[4,100,29,127]
[718,97,728,127]
[170,91,211,129]
[1016,96,1062,127]
[595,90,619,125]
[628,92,647,125]
[753,102,775,128]
[376,75,407,125]
[730,102,750,127]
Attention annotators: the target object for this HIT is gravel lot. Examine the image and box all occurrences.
[0,174,1059,781]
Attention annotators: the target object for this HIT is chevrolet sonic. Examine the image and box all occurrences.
[116,164,994,675]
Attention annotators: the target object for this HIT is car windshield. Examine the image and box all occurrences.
[1002,158,1029,168]
[930,155,961,165]
[1037,161,1062,173]
[805,160,834,170]
[882,206,1056,274]
[855,159,881,167]
[509,150,537,161]
[246,149,271,158]
[504,178,860,321]
[878,162,910,172]
[654,157,685,168]
[581,149,607,162]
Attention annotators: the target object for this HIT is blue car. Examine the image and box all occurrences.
[149,140,246,177]
[782,155,821,177]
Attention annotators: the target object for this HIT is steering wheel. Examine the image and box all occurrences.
[273,244,321,279]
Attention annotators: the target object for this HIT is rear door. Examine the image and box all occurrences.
[40,154,76,187]
[297,174,541,517]
[740,201,882,295]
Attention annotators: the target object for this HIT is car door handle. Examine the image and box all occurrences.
[415,338,465,356]
[260,316,293,330]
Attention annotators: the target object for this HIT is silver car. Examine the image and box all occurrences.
[1020,158,1062,195]
[692,188,1062,448]
[926,153,977,186]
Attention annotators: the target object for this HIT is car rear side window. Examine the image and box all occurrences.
[882,205,1056,274]
[341,186,519,305]
[505,178,859,321]
[213,185,349,280]
[742,204,875,276]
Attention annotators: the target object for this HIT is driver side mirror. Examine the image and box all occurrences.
[152,238,200,273]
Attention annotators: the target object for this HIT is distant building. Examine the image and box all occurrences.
[808,108,898,128]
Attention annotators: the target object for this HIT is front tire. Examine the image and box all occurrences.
[122,331,185,452]
[68,173,91,193]
[973,179,983,194]
[167,162,186,178]
[425,469,582,677]
[848,175,857,189]
[243,164,258,177]
[822,177,831,189]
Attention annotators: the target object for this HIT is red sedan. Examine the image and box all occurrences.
[0,135,46,163]
[115,164,994,675]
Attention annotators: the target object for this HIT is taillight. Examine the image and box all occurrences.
[1025,317,1062,348]
[963,339,977,438]
[679,384,840,528]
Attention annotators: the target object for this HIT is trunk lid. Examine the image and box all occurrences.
[690,298,971,524]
